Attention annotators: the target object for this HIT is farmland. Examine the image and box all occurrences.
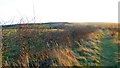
[1,22,119,67]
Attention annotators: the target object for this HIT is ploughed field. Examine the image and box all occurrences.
[1,23,119,67]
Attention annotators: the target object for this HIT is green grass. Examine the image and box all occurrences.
[99,30,118,66]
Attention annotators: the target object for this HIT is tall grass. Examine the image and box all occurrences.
[1,23,119,67]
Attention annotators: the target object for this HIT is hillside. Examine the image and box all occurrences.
[1,22,119,67]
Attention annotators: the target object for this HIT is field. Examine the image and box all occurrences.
[1,22,119,67]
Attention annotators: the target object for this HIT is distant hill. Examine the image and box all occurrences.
[2,22,69,29]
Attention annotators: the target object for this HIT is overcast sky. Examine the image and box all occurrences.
[0,0,119,25]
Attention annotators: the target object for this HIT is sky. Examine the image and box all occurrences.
[0,0,119,25]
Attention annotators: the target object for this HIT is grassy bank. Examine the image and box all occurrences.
[1,23,119,67]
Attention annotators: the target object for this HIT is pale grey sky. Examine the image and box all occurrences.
[0,0,119,25]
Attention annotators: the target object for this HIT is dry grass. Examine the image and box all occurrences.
[1,23,119,67]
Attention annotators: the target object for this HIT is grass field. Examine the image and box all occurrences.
[1,22,119,67]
